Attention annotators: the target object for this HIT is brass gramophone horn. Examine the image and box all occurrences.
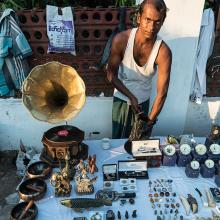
[22,61,86,123]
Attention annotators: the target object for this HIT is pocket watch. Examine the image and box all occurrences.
[193,144,207,163]
[180,144,191,155]
[162,144,177,166]
[195,144,207,155]
[210,144,220,155]
[208,144,220,162]
[200,159,215,178]
[164,144,176,156]
[177,144,192,167]
[185,160,200,178]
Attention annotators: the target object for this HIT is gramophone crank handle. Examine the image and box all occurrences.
[18,200,34,220]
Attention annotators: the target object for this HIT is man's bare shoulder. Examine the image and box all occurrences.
[112,29,132,50]
[158,41,172,60]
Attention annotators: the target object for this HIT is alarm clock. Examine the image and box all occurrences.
[177,144,192,167]
[185,160,200,178]
[207,144,220,163]
[162,144,177,166]
[200,159,215,178]
[192,144,207,163]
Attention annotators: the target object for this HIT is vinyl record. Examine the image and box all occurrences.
[44,125,84,142]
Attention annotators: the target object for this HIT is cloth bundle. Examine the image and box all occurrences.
[0,9,32,96]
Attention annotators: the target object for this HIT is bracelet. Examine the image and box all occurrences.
[146,117,157,126]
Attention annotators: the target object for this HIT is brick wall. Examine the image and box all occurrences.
[17,7,135,96]
[18,7,220,97]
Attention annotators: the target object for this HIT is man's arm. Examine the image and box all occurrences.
[107,32,141,113]
[148,42,172,122]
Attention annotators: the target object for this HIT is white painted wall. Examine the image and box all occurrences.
[0,97,112,150]
[150,0,205,135]
[184,97,220,136]
[1,97,220,150]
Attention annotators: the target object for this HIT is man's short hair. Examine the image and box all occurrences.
[139,0,168,22]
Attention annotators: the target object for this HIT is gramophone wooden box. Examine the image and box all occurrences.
[40,125,88,167]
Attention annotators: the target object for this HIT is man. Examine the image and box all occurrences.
[107,0,172,139]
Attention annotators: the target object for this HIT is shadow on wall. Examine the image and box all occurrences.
[151,37,199,136]
[183,98,220,136]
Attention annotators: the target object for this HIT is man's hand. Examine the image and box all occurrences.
[130,96,141,113]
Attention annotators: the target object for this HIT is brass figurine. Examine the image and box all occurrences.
[74,167,97,194]
[87,155,98,174]
[74,158,98,194]
[50,151,72,197]
[210,125,220,141]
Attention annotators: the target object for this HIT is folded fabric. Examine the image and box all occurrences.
[0,8,32,94]
[14,32,32,58]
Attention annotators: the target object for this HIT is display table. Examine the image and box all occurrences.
[34,137,218,220]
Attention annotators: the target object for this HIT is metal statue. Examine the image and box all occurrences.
[87,154,98,174]
[50,151,72,196]
[74,167,97,194]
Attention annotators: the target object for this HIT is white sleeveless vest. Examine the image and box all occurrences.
[114,28,162,104]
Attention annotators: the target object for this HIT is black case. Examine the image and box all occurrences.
[118,160,148,179]
[102,164,118,181]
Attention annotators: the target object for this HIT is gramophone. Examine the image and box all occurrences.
[22,61,88,167]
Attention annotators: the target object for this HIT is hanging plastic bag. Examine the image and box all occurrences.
[46,5,76,55]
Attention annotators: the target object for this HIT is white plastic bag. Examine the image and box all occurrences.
[46,5,76,55]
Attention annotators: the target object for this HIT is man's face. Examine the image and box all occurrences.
[138,4,164,40]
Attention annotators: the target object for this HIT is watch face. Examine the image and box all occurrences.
[195,144,207,155]
[190,160,200,170]
[180,144,191,155]
[164,145,176,156]
[210,144,220,155]
[205,159,215,169]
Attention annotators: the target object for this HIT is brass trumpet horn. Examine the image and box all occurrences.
[22,61,86,123]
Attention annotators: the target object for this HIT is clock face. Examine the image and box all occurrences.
[210,144,220,155]
[195,144,207,155]
[190,160,200,170]
[164,145,176,156]
[205,159,215,169]
[180,144,191,155]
